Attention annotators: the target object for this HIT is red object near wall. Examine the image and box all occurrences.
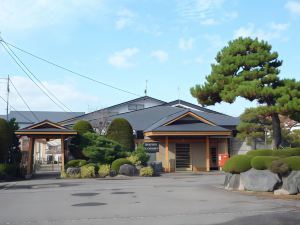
[218,154,229,168]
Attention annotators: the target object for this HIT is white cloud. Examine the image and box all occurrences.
[108,48,139,68]
[0,76,99,113]
[115,8,135,30]
[0,0,104,31]
[150,50,169,63]
[285,1,300,15]
[176,0,238,26]
[179,38,195,51]
[234,23,290,41]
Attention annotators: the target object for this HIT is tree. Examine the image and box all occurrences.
[72,120,94,135]
[0,118,10,163]
[81,132,128,164]
[106,118,135,151]
[190,37,300,149]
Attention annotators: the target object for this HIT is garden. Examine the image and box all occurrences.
[223,148,300,195]
[61,119,161,179]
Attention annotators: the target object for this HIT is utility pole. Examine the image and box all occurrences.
[6,74,9,121]
[144,80,148,96]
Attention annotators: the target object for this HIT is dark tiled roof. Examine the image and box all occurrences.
[149,123,229,132]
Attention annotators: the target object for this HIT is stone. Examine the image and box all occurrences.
[224,173,244,191]
[119,164,138,176]
[109,170,117,177]
[66,167,81,176]
[274,189,290,195]
[241,168,281,192]
[282,171,300,195]
[149,161,162,176]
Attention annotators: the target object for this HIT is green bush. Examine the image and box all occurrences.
[65,159,87,169]
[98,164,110,177]
[246,149,273,156]
[250,156,279,170]
[111,158,132,173]
[269,159,290,176]
[80,165,95,178]
[0,163,18,179]
[106,118,135,151]
[131,144,150,166]
[127,155,141,166]
[73,120,94,135]
[283,156,300,171]
[223,155,252,174]
[272,148,300,157]
[140,167,154,177]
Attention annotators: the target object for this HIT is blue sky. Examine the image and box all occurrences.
[0,0,300,116]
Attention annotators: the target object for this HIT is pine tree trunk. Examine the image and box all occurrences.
[271,112,282,149]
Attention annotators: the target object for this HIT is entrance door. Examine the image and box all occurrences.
[176,144,191,170]
[210,147,218,170]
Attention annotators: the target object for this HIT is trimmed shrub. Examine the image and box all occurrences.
[0,163,18,179]
[65,159,87,169]
[106,118,134,151]
[111,158,132,173]
[131,144,150,166]
[272,148,300,157]
[80,165,95,178]
[246,149,273,156]
[98,164,110,177]
[127,155,141,166]
[73,120,94,135]
[250,156,279,170]
[283,156,300,171]
[269,159,290,176]
[140,167,154,177]
[223,155,252,174]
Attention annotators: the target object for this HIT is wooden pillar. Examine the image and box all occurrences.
[165,136,169,172]
[61,135,65,171]
[26,137,34,178]
[205,136,210,172]
[225,138,229,155]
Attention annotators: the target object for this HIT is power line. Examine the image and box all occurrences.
[1,40,141,97]
[0,40,75,114]
[9,79,40,122]
[0,94,34,123]
[0,40,70,112]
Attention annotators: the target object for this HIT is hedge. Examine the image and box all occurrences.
[246,149,273,157]
[250,156,279,170]
[111,158,132,173]
[283,156,300,171]
[272,148,300,157]
[65,159,87,169]
[223,155,252,174]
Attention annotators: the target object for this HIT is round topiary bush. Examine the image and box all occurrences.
[111,158,132,173]
[73,120,94,135]
[250,156,279,170]
[283,156,300,171]
[269,159,290,176]
[65,159,87,169]
[246,149,273,157]
[223,155,252,174]
[106,118,134,151]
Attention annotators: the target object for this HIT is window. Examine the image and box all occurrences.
[128,104,144,111]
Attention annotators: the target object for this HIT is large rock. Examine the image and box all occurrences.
[241,168,281,192]
[149,161,162,176]
[224,173,244,191]
[66,167,81,177]
[119,164,138,176]
[282,171,300,195]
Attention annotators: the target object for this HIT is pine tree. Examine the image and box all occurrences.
[191,37,300,149]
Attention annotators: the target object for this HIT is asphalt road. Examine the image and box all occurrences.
[0,173,299,225]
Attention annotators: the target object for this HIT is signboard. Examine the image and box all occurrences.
[144,142,159,153]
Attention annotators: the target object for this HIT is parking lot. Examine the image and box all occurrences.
[0,173,299,225]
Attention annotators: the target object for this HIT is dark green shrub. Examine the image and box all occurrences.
[269,159,290,176]
[0,164,18,179]
[131,144,150,166]
[223,155,252,174]
[250,156,279,170]
[111,158,132,173]
[65,159,87,169]
[283,156,300,171]
[246,149,273,156]
[73,120,94,135]
[106,118,134,151]
[272,148,300,157]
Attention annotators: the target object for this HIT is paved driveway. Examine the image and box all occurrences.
[0,173,299,225]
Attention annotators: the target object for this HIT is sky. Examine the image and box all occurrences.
[0,0,300,117]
